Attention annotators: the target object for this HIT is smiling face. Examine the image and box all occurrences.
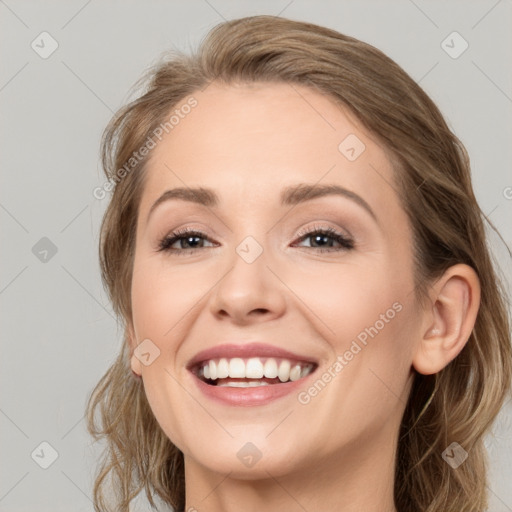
[129,81,423,480]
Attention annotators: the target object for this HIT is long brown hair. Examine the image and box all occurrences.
[86,15,512,512]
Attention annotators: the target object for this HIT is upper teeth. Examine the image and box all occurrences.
[199,357,314,383]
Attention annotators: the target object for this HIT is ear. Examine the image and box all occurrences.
[127,322,143,377]
[412,263,481,375]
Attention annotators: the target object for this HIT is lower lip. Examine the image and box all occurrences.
[190,372,315,406]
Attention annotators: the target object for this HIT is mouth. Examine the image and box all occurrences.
[191,357,317,387]
[186,342,319,405]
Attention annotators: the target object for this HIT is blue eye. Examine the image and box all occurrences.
[157,225,354,255]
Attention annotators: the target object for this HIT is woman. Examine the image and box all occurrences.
[86,15,512,512]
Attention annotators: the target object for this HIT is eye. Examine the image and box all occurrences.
[157,228,215,255]
[157,224,354,255]
[292,224,354,253]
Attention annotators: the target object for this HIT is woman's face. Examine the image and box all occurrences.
[129,81,424,479]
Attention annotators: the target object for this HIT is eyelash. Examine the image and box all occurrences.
[157,224,354,256]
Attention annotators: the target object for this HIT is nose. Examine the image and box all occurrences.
[208,241,287,325]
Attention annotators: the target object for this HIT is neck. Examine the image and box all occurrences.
[183,425,398,512]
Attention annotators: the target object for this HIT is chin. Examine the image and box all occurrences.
[190,449,302,480]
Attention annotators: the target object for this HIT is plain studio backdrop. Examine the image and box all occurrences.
[1,1,511,511]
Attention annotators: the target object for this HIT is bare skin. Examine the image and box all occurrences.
[128,82,480,512]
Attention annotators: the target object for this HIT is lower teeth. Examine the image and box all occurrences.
[217,381,271,388]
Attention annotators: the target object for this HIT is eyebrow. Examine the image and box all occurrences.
[146,183,377,224]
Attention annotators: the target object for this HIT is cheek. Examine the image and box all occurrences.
[289,259,415,412]
[130,257,200,343]
[294,298,416,450]
[338,296,416,411]
[130,260,198,450]
[328,266,416,393]
[281,257,402,348]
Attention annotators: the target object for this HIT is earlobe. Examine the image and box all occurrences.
[127,323,143,377]
[131,354,143,377]
[412,264,481,376]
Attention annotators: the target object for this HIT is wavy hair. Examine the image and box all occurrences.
[86,15,512,512]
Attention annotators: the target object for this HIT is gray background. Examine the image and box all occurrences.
[1,1,511,511]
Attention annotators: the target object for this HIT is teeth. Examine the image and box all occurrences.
[199,357,315,384]
[301,365,312,378]
[218,381,270,388]
[289,364,301,381]
[217,358,229,378]
[246,358,264,379]
[263,358,278,378]
[229,358,245,378]
[208,360,217,380]
[278,360,291,382]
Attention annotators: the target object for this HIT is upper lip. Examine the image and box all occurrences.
[187,342,318,369]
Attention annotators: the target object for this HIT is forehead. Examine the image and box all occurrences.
[140,81,401,221]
